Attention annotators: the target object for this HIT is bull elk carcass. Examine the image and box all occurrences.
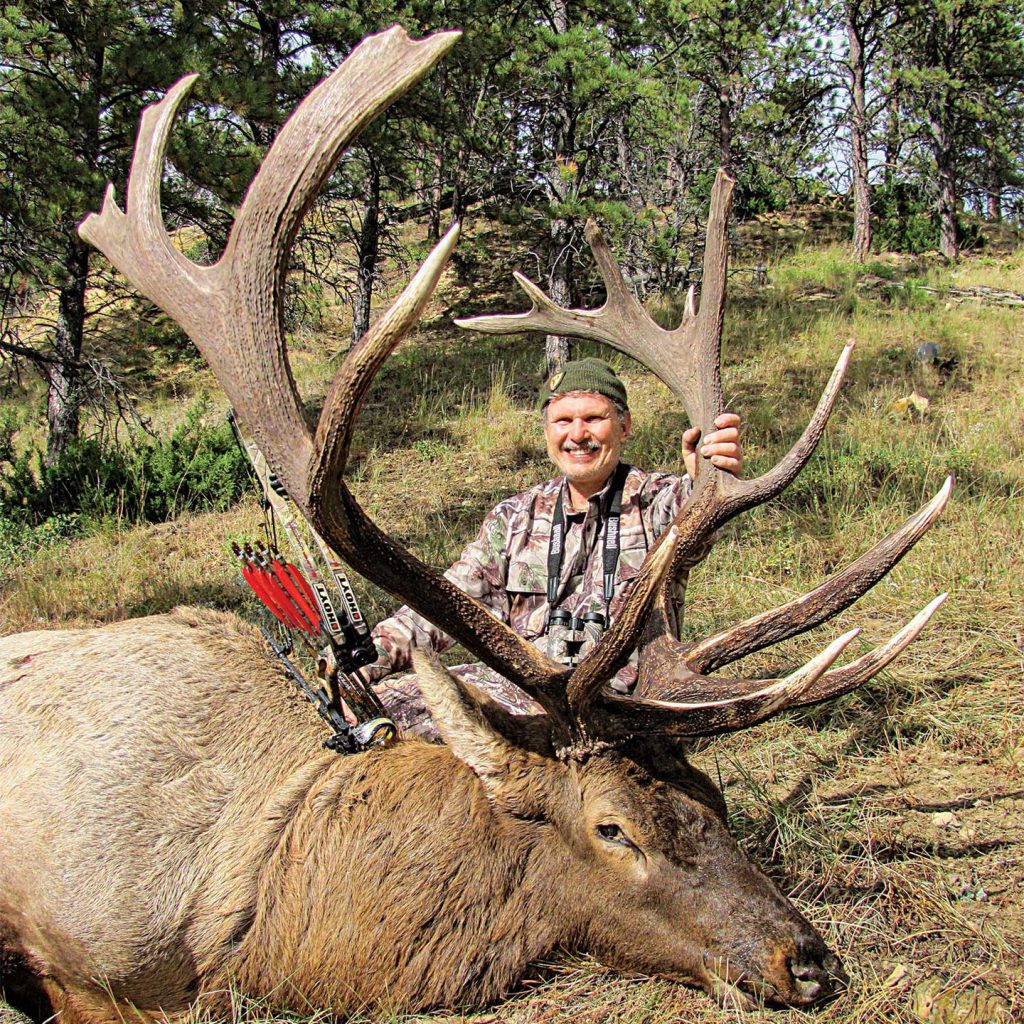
[0,25,950,1024]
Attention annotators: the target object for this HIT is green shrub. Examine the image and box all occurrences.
[0,511,79,568]
[0,399,250,531]
[130,400,250,520]
[873,180,940,253]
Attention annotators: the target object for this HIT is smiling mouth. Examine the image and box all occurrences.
[562,443,600,457]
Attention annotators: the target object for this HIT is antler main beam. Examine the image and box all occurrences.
[78,27,587,731]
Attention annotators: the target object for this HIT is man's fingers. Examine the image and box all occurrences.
[700,440,740,458]
[687,413,742,476]
[688,414,741,476]
[709,455,742,474]
[699,427,739,451]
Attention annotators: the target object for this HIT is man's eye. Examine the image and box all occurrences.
[596,823,632,846]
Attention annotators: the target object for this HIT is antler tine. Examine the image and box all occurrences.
[715,340,854,517]
[79,75,215,352]
[591,628,862,740]
[679,477,953,676]
[634,593,947,708]
[785,592,948,707]
[312,224,463,490]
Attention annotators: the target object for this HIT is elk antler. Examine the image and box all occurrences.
[457,169,950,739]
[80,27,609,736]
[80,30,948,749]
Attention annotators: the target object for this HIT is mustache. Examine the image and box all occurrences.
[561,441,601,453]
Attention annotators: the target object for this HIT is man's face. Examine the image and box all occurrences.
[544,392,631,497]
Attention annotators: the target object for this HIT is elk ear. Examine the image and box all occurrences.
[411,650,565,817]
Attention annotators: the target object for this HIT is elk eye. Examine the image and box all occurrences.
[596,823,632,846]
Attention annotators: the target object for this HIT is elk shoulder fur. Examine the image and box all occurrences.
[0,609,567,1015]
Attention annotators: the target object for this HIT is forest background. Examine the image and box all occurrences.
[2,4,1024,1022]
[3,0,1024,472]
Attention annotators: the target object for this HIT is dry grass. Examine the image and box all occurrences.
[2,230,1022,1023]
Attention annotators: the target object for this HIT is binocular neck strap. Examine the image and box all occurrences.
[547,462,629,614]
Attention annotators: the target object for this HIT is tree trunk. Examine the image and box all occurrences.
[429,142,443,242]
[45,37,104,466]
[883,74,902,189]
[427,68,447,242]
[46,242,89,466]
[936,155,958,261]
[847,5,872,261]
[926,5,959,261]
[544,0,573,372]
[986,143,1002,222]
[930,110,958,261]
[546,216,572,374]
[451,170,466,224]
[352,157,381,343]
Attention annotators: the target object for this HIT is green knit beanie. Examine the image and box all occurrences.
[538,358,629,412]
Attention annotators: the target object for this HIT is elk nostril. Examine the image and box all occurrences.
[788,955,847,1003]
[790,964,822,1001]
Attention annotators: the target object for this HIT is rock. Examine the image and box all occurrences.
[885,963,911,988]
[931,810,959,828]
[911,977,1011,1023]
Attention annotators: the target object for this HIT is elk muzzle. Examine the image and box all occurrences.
[702,924,848,1009]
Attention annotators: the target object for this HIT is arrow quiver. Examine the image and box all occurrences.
[229,412,395,753]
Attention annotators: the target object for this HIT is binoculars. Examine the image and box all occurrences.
[546,610,605,667]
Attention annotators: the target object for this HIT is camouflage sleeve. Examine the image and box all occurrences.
[364,502,513,682]
[646,471,715,569]
[645,472,690,538]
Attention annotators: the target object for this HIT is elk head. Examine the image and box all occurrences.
[79,25,949,1010]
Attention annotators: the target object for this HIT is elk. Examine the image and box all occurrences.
[0,25,950,1024]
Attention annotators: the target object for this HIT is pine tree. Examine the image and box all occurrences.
[0,1,195,462]
[894,0,1024,259]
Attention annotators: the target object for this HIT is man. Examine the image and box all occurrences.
[365,358,742,737]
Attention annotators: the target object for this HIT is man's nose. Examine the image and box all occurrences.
[568,418,589,441]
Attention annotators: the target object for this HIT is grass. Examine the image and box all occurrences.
[1,225,1023,1023]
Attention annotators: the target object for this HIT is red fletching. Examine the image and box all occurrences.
[283,560,319,614]
[270,558,322,634]
[236,541,322,638]
[241,561,297,628]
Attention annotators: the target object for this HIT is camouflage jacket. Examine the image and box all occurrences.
[368,465,693,693]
